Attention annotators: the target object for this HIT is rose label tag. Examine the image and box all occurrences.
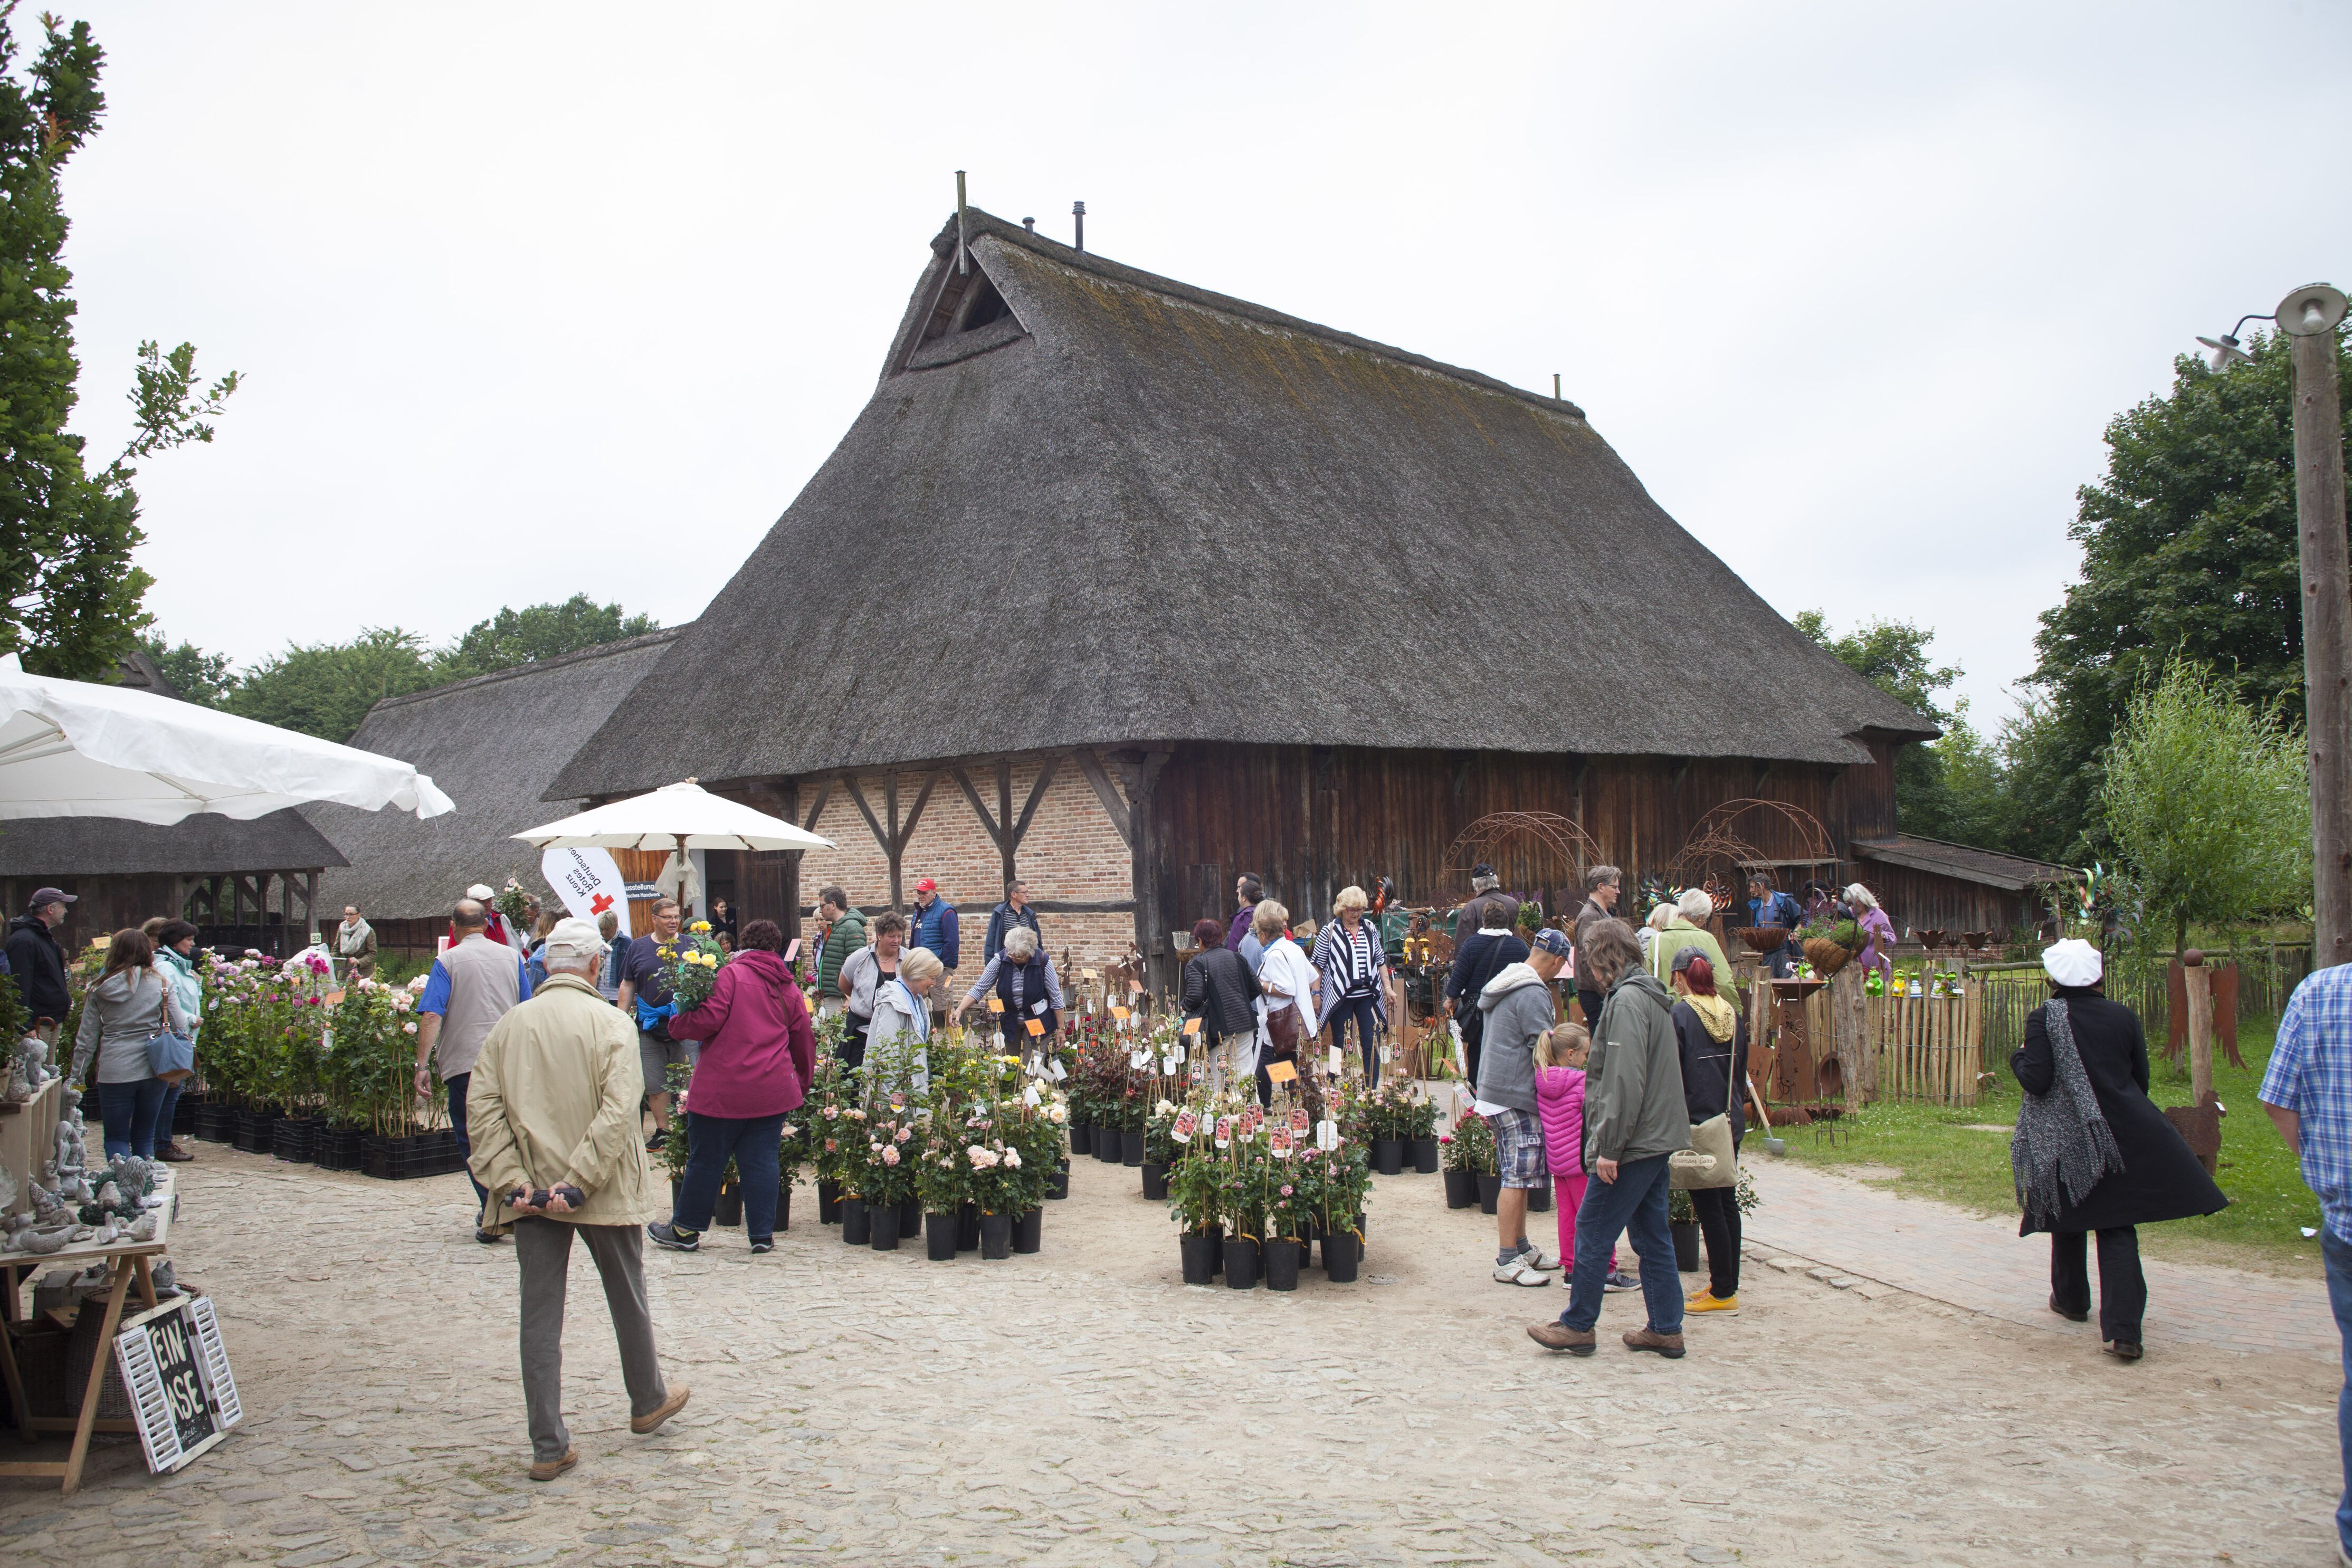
[1289,1106,1310,1132]
[1022,1083,1041,1107]
[1174,1110,1198,1139]
[1160,1052,1180,1075]
[1378,1044,1392,1064]
[1129,1049,1150,1070]
[1328,1045,1342,1076]
[987,998,1005,1013]
[1182,1017,1202,1036]
[1214,1116,1232,1150]
[1316,1119,1339,1151]
[1051,1059,1067,1081]
[1026,1019,1046,1037]
[1270,1126,1293,1159]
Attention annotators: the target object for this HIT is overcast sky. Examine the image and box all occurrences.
[58,2,2352,725]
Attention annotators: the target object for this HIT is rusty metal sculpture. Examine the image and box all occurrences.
[1440,811,1604,890]
[1665,800,1839,895]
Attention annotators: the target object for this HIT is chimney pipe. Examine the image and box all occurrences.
[1553,373,1561,402]
[955,170,968,276]
[1072,200,1086,252]
[1022,216,1035,232]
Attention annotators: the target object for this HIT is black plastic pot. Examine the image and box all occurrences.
[776,1181,793,1233]
[869,1200,901,1250]
[1095,1129,1124,1165]
[818,1179,842,1224]
[1069,1123,1093,1156]
[1012,1207,1041,1254]
[899,1196,922,1240]
[925,1212,958,1260]
[1477,1173,1501,1215]
[1140,1162,1168,1201]
[1223,1235,1260,1289]
[669,1177,682,1213]
[1180,1229,1216,1285]
[1047,1161,1070,1200]
[1121,1128,1145,1167]
[1672,1219,1701,1273]
[979,1211,1012,1259]
[1529,1179,1553,1214]
[1443,1170,1478,1209]
[1372,1138,1404,1176]
[713,1185,744,1227]
[1207,1223,1225,1273]
[1411,1136,1440,1173]
[1263,1238,1303,1292]
[1322,1229,1361,1283]
[841,1197,870,1245]
[957,1201,979,1251]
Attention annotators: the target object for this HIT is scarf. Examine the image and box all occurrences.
[337,917,373,955]
[1682,991,1736,1043]
[2011,998,2124,1229]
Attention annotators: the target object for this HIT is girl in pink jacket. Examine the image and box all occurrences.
[1534,1022,1614,1279]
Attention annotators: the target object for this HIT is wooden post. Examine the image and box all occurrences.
[2183,948,2215,1104]
[1831,963,1869,1110]
[2290,315,2352,970]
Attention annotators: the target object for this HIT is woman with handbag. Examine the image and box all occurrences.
[1670,949,1746,1313]
[148,919,206,1162]
[1251,901,1318,1107]
[70,928,192,1161]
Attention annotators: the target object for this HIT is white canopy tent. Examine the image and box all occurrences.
[512,779,833,856]
[0,654,454,824]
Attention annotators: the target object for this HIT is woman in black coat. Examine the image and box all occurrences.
[1182,919,1261,1082]
[2010,940,2226,1360]
[1669,950,1748,1311]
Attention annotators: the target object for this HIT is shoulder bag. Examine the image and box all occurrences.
[1668,1025,1741,1191]
[144,970,197,1084]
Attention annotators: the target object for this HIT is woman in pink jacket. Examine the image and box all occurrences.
[1534,1022,1617,1287]
[648,920,816,1256]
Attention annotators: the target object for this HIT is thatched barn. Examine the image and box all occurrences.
[546,207,2017,978]
[305,629,682,959]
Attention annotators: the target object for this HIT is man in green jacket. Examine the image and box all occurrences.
[1529,915,1691,1361]
[814,887,865,1017]
[1645,888,1739,1006]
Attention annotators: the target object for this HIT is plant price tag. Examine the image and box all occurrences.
[1022,1083,1041,1107]
[1182,1017,1202,1035]
[1378,1044,1391,1064]
[1026,1019,1046,1037]
[1316,1119,1339,1151]
[1111,1005,1130,1022]
[1051,1059,1067,1081]
[1160,1051,1180,1075]
[1327,1045,1342,1076]
[1129,1048,1150,1070]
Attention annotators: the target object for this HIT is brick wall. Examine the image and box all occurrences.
[794,757,1136,967]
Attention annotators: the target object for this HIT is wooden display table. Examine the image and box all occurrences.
[0,1167,175,1495]
[1,1077,64,1221]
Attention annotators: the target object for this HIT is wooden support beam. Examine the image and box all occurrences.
[997,757,1016,885]
[845,778,890,856]
[897,770,941,848]
[1010,753,1061,846]
[885,773,903,910]
[949,766,1005,851]
[799,777,834,834]
[1073,748,1132,848]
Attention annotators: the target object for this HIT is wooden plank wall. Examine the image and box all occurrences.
[1147,742,1902,939]
[1850,859,2038,943]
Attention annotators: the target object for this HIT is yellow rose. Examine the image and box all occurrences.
[691,921,711,933]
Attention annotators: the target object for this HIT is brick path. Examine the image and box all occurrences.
[1741,1160,2341,1361]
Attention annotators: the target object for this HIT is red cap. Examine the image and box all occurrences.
[915,877,938,893]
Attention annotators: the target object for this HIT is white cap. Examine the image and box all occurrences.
[464,883,494,901]
[2041,938,2102,988]
[545,917,605,968]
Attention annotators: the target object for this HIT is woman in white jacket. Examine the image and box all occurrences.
[1250,900,1319,1106]
[865,946,940,1095]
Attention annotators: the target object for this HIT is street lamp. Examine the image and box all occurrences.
[2204,283,2352,967]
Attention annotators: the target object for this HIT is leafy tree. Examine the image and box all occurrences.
[137,630,232,706]
[433,594,658,683]
[2027,325,2351,859]
[226,628,436,743]
[2098,658,2309,953]
[0,14,239,680]
[1794,610,1960,836]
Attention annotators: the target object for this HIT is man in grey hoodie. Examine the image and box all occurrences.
[1476,927,1573,1285]
[1529,915,1692,1359]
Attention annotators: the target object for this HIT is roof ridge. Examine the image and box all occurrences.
[942,207,1587,420]
[370,627,686,712]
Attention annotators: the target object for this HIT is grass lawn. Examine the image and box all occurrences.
[1776,1017,2326,1276]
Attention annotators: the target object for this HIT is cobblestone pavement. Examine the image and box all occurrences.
[1741,1160,2339,1361]
[2,1145,2344,1566]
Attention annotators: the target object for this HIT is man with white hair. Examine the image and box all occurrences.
[465,916,688,1483]
[955,924,1066,1044]
[1644,887,1738,1005]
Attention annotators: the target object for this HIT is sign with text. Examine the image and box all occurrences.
[542,847,633,939]
[115,1295,241,1473]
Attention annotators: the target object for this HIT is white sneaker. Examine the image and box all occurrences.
[1517,1244,1561,1271]
[1493,1257,1551,1286]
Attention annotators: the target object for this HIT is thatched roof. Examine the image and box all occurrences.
[1852,834,2066,892]
[307,630,680,919]
[550,208,1933,798]
[0,809,345,877]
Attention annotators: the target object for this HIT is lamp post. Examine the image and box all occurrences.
[2207,284,2351,967]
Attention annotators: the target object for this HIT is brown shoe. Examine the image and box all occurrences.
[1624,1327,1687,1359]
[631,1385,690,1435]
[528,1447,577,1482]
[2102,1339,2143,1362]
[1527,1321,1597,1356]
[156,1142,194,1163]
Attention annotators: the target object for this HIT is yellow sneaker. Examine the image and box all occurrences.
[1686,1292,1739,1314]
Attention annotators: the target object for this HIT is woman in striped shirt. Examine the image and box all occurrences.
[1313,885,1391,1085]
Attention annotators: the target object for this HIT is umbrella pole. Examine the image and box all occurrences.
[678,834,691,920]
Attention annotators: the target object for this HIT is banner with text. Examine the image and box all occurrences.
[542,846,633,940]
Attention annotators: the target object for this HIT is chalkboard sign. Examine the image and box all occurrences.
[114,1295,241,1473]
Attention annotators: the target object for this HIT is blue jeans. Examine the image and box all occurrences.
[444,1071,490,1212]
[156,1078,185,1147]
[1556,1151,1683,1336]
[672,1111,786,1241]
[1326,994,1380,1084]
[96,1077,168,1160]
[2326,1227,2352,1557]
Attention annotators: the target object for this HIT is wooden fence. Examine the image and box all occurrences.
[1870,986,1985,1106]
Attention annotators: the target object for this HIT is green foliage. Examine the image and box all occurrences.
[0,16,239,680]
[2098,658,2310,951]
[435,594,658,684]
[1794,611,1961,836]
[224,627,437,742]
[137,632,233,705]
[2026,326,2352,861]
[1441,1106,1496,1174]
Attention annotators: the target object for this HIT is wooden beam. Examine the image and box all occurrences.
[1074,748,1132,848]
[844,777,891,855]
[1010,752,1062,846]
[997,757,1016,885]
[948,766,1005,850]
[885,773,902,910]
[799,777,834,834]
[896,770,941,848]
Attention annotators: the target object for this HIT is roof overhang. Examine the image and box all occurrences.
[1851,835,2065,892]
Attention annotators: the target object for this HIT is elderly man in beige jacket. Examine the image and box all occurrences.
[466,917,689,1481]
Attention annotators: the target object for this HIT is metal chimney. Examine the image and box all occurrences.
[955,170,968,275]
[1022,216,1035,232]
[1072,200,1086,252]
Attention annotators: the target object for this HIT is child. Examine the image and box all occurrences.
[1534,1021,1616,1285]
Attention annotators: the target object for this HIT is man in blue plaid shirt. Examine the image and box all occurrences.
[2262,964,2352,1565]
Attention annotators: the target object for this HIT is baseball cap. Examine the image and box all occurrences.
[1530,927,1572,958]
[1470,862,1495,881]
[1671,944,1708,973]
[915,877,938,894]
[27,886,74,909]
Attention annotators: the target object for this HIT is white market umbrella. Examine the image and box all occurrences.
[0,654,455,824]
[512,778,834,857]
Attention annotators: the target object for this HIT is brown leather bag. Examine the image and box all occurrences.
[1263,1001,1305,1058]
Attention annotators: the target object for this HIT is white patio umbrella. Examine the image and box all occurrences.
[0,653,455,824]
[512,778,833,859]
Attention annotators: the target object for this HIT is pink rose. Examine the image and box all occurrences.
[881,1145,900,1166]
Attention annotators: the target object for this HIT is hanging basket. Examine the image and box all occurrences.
[1732,925,1789,955]
[1802,938,1854,976]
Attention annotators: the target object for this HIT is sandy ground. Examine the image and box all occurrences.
[1,1143,2344,1566]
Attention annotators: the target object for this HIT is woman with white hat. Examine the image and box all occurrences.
[2011,938,2226,1362]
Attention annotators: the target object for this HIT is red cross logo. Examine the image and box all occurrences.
[590,893,615,915]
